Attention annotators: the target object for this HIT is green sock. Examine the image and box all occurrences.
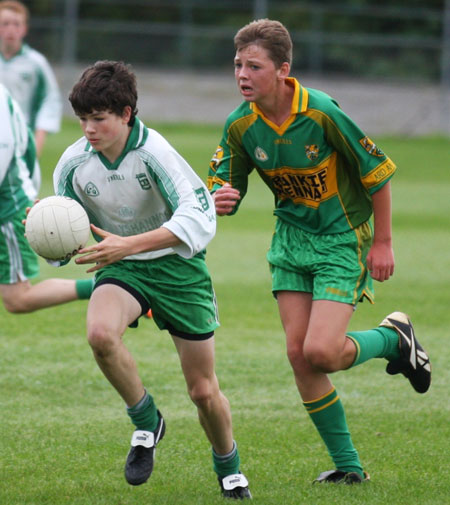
[304,388,363,477]
[348,327,400,367]
[212,441,240,478]
[126,390,158,432]
[75,278,94,299]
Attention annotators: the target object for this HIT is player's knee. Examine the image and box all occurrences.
[188,379,214,410]
[303,342,339,373]
[2,297,31,314]
[87,324,116,357]
[286,340,305,371]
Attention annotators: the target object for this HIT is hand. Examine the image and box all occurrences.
[22,199,40,225]
[75,224,132,273]
[213,183,240,216]
[366,240,394,282]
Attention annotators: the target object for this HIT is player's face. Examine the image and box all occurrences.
[0,9,27,54]
[234,44,284,103]
[78,107,132,162]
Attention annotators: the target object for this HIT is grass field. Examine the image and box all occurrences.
[1,119,449,505]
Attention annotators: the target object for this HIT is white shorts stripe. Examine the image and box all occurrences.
[1,221,27,282]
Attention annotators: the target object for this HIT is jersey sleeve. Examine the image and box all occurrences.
[51,143,88,267]
[0,90,16,186]
[0,86,38,199]
[33,56,62,134]
[53,141,86,203]
[206,115,254,214]
[148,147,217,258]
[23,126,40,193]
[317,98,396,195]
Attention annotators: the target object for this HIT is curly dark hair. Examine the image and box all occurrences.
[69,60,138,125]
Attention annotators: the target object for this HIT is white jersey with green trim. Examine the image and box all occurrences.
[0,83,39,223]
[53,118,216,261]
[0,44,62,133]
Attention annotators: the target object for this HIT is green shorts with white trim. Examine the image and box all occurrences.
[94,252,219,337]
[0,207,39,284]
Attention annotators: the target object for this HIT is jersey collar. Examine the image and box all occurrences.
[0,42,26,62]
[85,116,148,170]
[294,78,309,113]
[250,78,309,135]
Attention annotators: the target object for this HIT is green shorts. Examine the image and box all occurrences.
[94,253,219,339]
[267,219,374,305]
[0,207,39,284]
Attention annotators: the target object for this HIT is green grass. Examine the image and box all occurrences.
[1,120,449,504]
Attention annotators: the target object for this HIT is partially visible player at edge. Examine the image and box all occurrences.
[53,60,251,499]
[208,19,431,485]
[0,0,62,158]
[0,83,92,313]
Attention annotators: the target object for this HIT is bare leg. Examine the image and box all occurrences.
[0,279,79,313]
[279,291,331,400]
[278,292,356,400]
[86,284,145,407]
[278,291,363,475]
[172,335,233,454]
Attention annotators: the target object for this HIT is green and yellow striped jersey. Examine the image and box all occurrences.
[208,78,396,234]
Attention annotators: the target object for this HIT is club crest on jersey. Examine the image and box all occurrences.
[84,182,99,196]
[360,136,384,156]
[136,173,151,190]
[305,145,319,161]
[20,72,32,83]
[210,146,224,171]
[118,206,135,219]
[254,146,269,162]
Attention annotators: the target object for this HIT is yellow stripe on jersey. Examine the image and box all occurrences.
[353,221,370,304]
[227,112,258,140]
[226,113,258,187]
[302,107,361,171]
[361,158,396,189]
[207,174,228,191]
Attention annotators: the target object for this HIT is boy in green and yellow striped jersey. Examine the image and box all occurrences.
[208,19,431,485]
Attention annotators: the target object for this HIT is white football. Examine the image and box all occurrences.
[25,196,90,261]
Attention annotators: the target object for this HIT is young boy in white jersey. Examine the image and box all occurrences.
[53,60,250,499]
[0,83,92,312]
[0,1,62,157]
